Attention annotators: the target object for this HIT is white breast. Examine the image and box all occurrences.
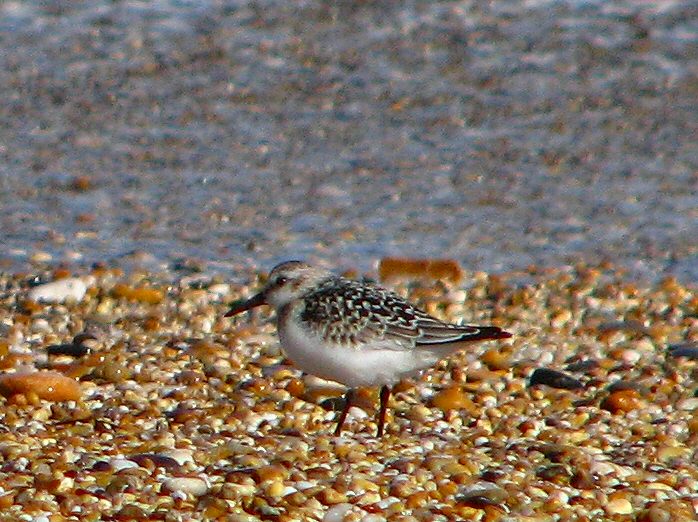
[277,315,460,388]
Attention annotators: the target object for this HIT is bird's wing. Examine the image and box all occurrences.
[301,278,510,350]
[381,308,510,346]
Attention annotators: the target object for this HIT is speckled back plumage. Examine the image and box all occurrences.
[299,276,504,348]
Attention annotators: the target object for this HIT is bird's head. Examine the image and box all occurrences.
[225,260,332,315]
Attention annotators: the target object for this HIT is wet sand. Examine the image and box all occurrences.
[0,0,696,282]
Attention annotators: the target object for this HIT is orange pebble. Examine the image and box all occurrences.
[286,378,305,397]
[431,386,476,412]
[481,349,511,371]
[254,465,288,483]
[378,257,463,284]
[0,371,81,402]
[601,389,644,414]
[112,284,164,304]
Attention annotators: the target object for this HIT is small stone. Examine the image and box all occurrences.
[31,318,51,333]
[129,453,181,472]
[677,398,698,411]
[529,368,584,390]
[565,359,599,373]
[481,349,511,371]
[47,343,91,357]
[643,505,670,522]
[455,484,508,508]
[620,349,641,364]
[162,477,209,497]
[264,479,285,498]
[0,371,81,401]
[668,344,698,360]
[110,458,139,472]
[70,175,93,191]
[589,461,615,476]
[112,284,164,304]
[28,277,87,303]
[550,309,572,329]
[657,446,690,463]
[606,498,633,515]
[113,505,149,521]
[601,389,645,413]
[30,251,53,263]
[316,488,348,505]
[254,465,288,483]
[323,503,354,522]
[286,378,305,397]
[161,449,195,466]
[378,257,463,283]
[431,386,476,412]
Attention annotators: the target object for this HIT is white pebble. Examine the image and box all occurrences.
[162,477,209,497]
[323,503,354,522]
[31,318,51,333]
[28,277,87,303]
[348,406,368,420]
[161,448,195,466]
[474,436,489,446]
[207,283,231,298]
[111,458,139,472]
[621,349,641,365]
[677,398,698,411]
[590,461,615,476]
[376,497,400,509]
[361,515,387,522]
[606,498,633,515]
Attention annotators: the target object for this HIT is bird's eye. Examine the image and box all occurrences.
[275,276,288,286]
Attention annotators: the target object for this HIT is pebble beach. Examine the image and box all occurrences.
[0,262,697,521]
[1,0,697,521]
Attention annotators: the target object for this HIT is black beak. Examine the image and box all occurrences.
[224,291,267,317]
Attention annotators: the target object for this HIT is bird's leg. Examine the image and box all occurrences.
[377,385,391,437]
[334,388,355,436]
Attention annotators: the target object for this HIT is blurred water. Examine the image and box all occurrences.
[0,0,696,282]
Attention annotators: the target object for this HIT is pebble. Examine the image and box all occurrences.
[620,349,641,365]
[668,344,698,360]
[111,284,164,304]
[47,343,91,357]
[656,446,690,463]
[481,349,511,371]
[161,448,195,466]
[677,398,698,411]
[28,277,87,303]
[529,368,584,390]
[110,458,139,472]
[378,257,463,284]
[0,370,81,401]
[606,498,633,515]
[29,251,52,263]
[317,488,348,505]
[323,503,354,522]
[431,386,476,412]
[601,389,645,413]
[643,505,671,522]
[162,477,209,497]
[129,453,181,471]
[455,484,508,508]
[207,283,231,298]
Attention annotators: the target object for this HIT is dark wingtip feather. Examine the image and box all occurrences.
[415,325,512,346]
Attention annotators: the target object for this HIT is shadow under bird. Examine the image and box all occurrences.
[225,260,512,437]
